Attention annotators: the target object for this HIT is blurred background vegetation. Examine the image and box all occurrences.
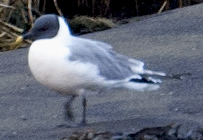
[1,0,203,29]
[0,0,203,50]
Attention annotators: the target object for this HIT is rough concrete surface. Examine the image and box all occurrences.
[1,3,203,140]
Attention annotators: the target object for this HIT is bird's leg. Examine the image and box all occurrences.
[80,96,87,125]
[64,95,76,121]
[57,95,76,128]
[58,95,87,128]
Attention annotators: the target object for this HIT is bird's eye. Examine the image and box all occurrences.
[38,27,48,32]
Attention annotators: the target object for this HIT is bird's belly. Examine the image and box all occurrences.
[29,62,79,94]
[28,41,104,94]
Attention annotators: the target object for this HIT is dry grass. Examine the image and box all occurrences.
[0,0,36,51]
[69,16,116,35]
[0,0,117,51]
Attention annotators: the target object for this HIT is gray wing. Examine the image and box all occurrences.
[68,36,141,80]
[94,39,144,69]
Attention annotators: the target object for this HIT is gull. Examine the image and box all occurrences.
[15,14,165,126]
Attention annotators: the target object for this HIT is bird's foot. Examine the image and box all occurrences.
[56,123,78,128]
[56,120,86,128]
[79,119,86,126]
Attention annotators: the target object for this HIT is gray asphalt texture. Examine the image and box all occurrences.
[1,3,203,140]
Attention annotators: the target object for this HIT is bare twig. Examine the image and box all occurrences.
[28,0,33,26]
[1,26,20,37]
[0,20,23,33]
[179,0,183,8]
[0,32,6,38]
[135,0,138,15]
[158,0,167,14]
[0,3,15,9]
[92,0,95,16]
[103,0,110,16]
[42,0,46,13]
[5,9,14,22]
[53,0,63,16]
[165,0,170,10]
[21,9,28,24]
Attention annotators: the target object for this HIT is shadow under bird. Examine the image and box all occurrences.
[15,14,165,127]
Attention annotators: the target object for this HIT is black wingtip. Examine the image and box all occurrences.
[129,76,161,84]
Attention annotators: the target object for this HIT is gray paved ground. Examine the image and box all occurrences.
[1,3,203,140]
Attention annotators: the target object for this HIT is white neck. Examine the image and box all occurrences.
[54,17,71,43]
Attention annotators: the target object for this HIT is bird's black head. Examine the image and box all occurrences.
[23,14,60,41]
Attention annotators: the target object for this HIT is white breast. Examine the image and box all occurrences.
[28,38,106,95]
